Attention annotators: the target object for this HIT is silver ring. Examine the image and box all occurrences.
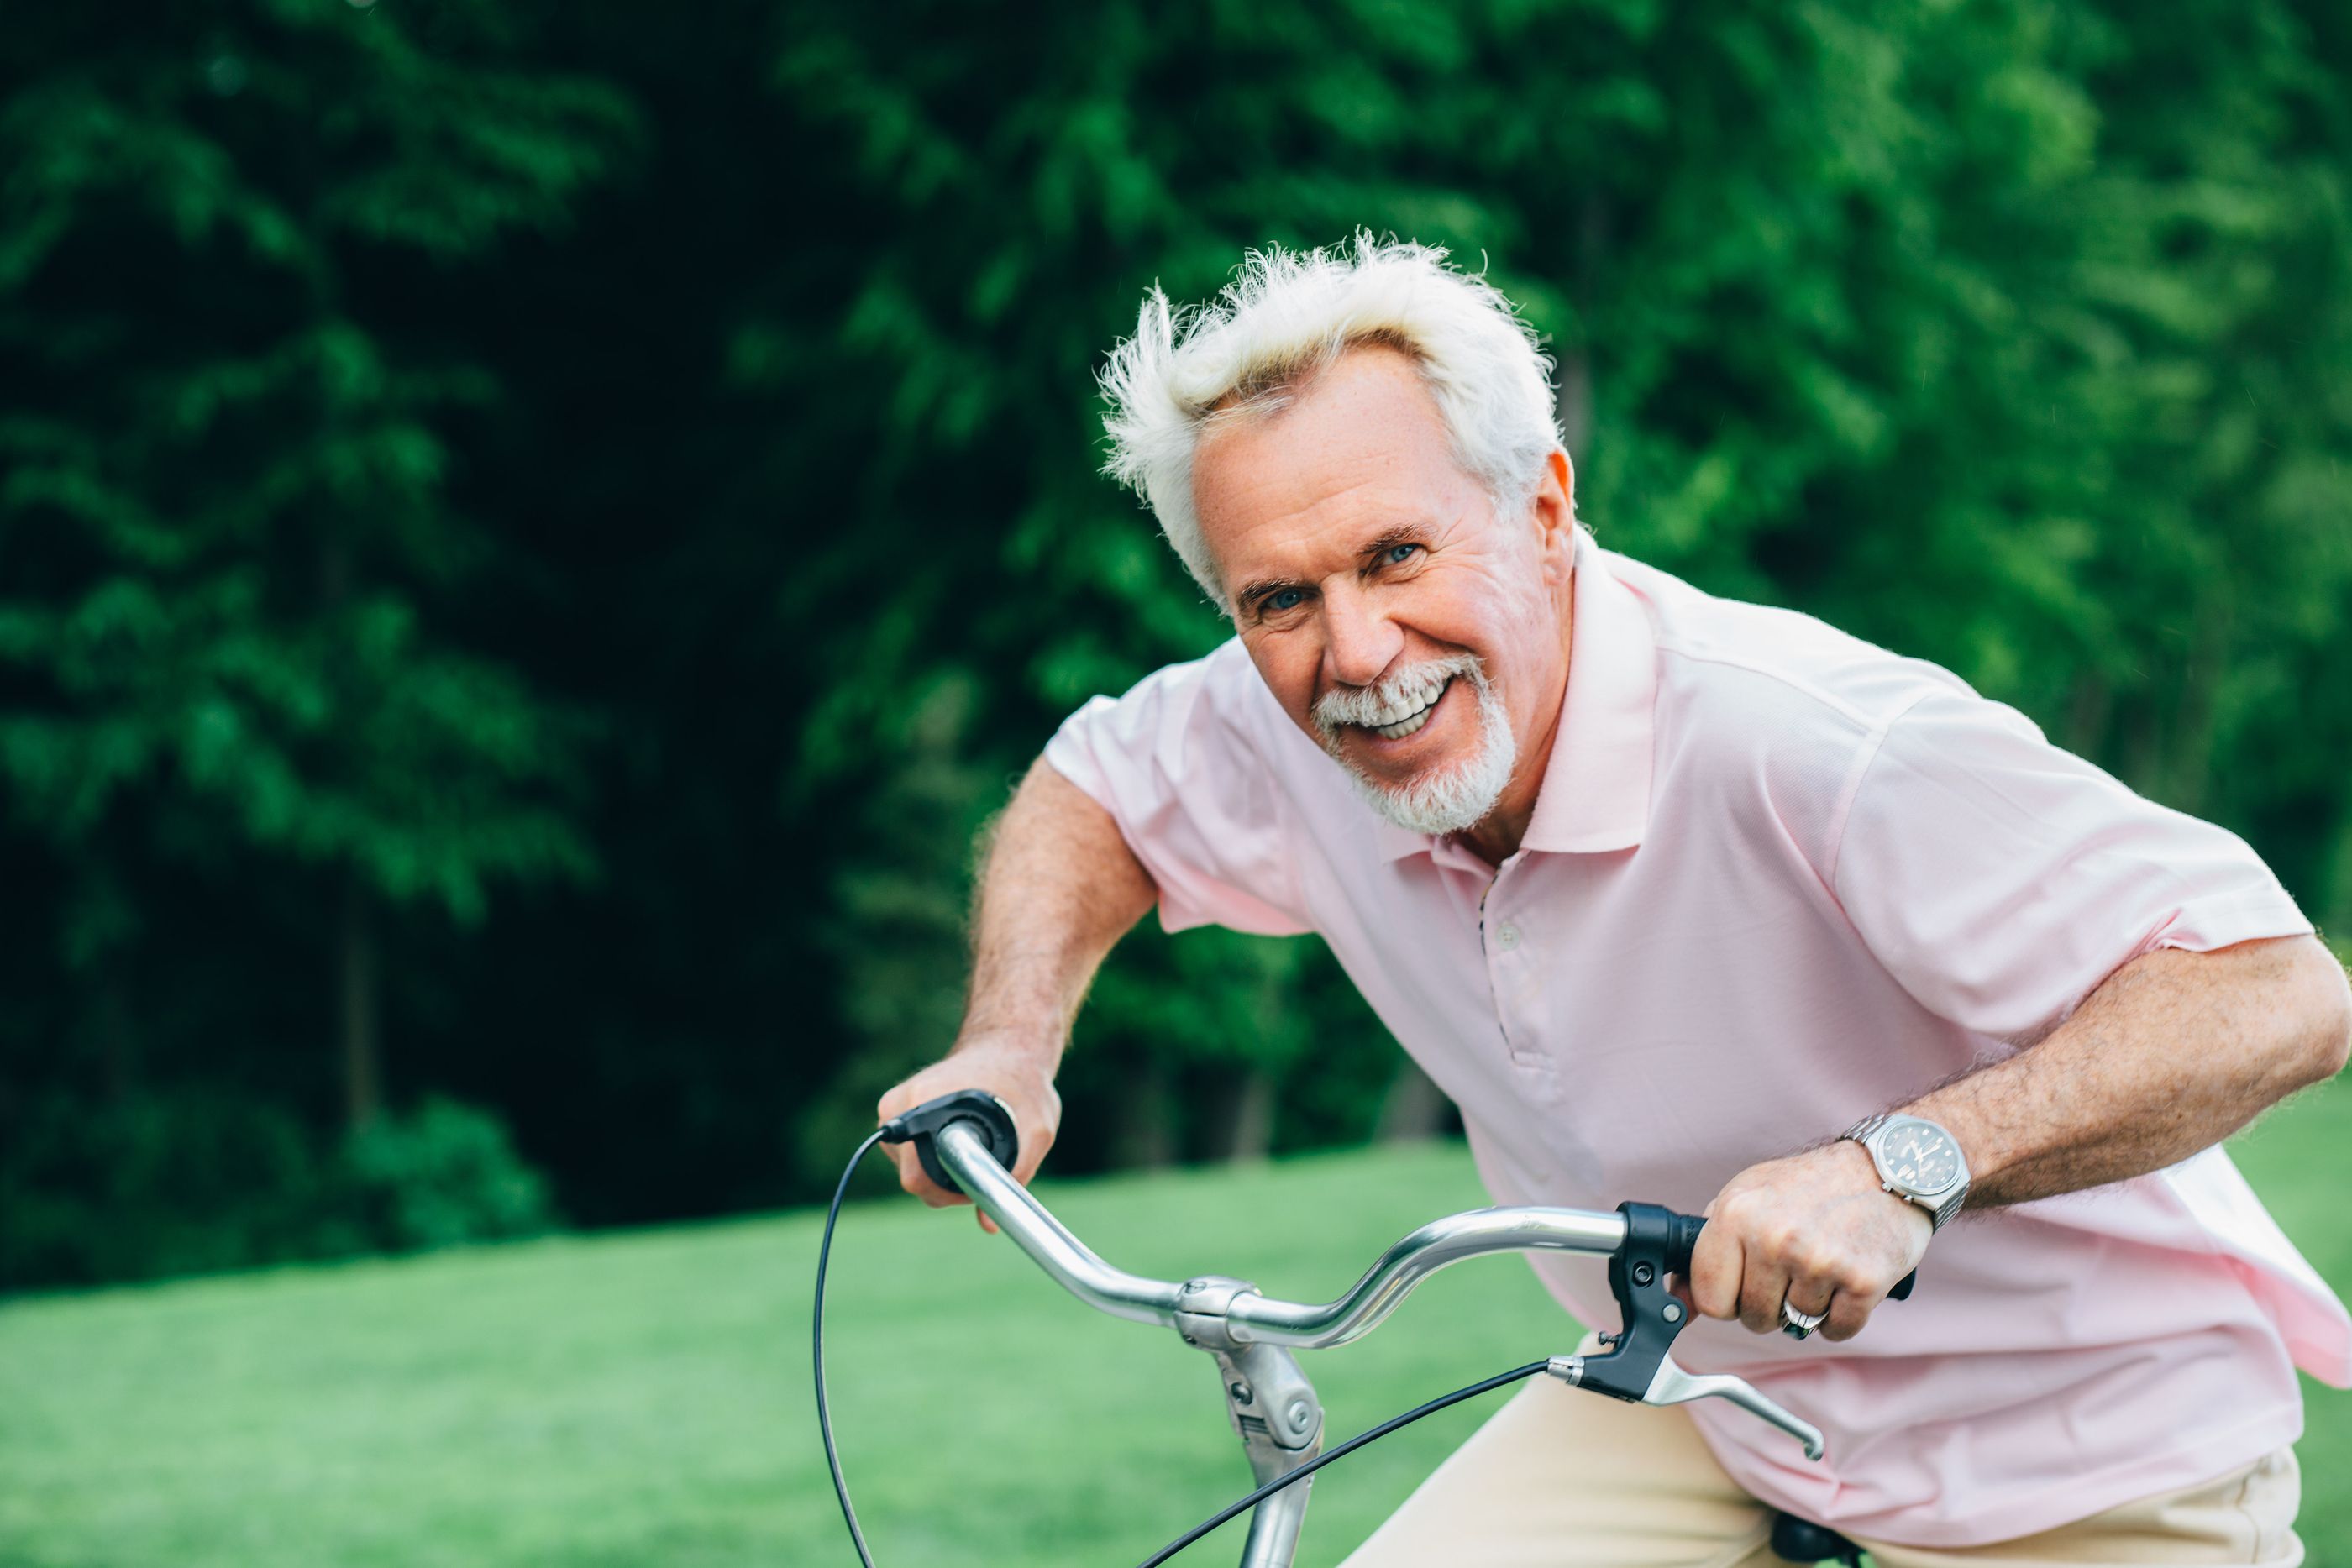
[1779,1300,1826,1338]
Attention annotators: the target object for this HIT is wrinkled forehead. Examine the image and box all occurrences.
[1191,346,1488,580]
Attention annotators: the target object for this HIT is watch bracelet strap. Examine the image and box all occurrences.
[1840,1112,1966,1232]
[1845,1112,1893,1144]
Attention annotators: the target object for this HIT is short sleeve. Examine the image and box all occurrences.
[1830,691,2313,1041]
[1042,642,1314,938]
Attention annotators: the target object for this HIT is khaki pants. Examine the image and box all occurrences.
[1337,1377,2302,1566]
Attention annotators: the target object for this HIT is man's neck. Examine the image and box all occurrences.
[1455,580,1575,868]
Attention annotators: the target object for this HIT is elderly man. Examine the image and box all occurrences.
[877,238,2352,1564]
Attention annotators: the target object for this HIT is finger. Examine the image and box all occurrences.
[1011,1124,1056,1185]
[1782,1269,1835,1324]
[1688,1224,1745,1321]
[875,1082,926,1130]
[1819,1280,1877,1342]
[887,1143,969,1209]
[1778,1272,1834,1341]
[1739,1247,1793,1336]
[977,1209,997,1235]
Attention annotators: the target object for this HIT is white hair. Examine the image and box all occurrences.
[1098,233,1564,606]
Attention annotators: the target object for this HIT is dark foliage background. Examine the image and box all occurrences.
[3,0,2347,1287]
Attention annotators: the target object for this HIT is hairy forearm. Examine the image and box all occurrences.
[1696,936,2346,1340]
[957,758,1158,1054]
[1904,935,2352,1209]
[877,759,1157,1209]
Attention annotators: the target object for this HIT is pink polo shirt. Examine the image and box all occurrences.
[1042,527,2351,1546]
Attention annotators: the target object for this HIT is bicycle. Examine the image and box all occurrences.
[816,1090,1908,1567]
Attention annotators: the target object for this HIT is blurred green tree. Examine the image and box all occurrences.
[0,0,2345,1287]
[0,3,634,1132]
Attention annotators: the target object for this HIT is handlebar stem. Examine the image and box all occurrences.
[1203,1337,1324,1568]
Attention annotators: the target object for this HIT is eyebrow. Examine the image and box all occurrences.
[1233,524,1435,616]
[1358,524,1430,563]
[1234,574,1305,613]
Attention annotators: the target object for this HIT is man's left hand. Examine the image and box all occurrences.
[1687,1141,1931,1341]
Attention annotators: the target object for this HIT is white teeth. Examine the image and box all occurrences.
[1368,679,1448,739]
[1311,662,1476,742]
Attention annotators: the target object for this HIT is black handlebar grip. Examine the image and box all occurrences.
[880,1089,1020,1198]
[1665,1211,1709,1276]
[1663,1210,1917,1301]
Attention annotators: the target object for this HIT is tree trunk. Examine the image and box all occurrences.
[1220,1067,1276,1164]
[339,877,383,1131]
[2323,807,2352,936]
[1117,1053,1178,1169]
[2063,672,2111,762]
[1557,347,1592,465]
[2161,602,2230,817]
[1377,1057,1450,1142]
[1555,191,1609,469]
[97,973,136,1102]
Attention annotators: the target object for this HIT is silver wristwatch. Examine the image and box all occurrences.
[1842,1113,1970,1231]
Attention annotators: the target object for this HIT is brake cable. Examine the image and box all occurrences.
[813,1127,890,1568]
[1126,1358,1550,1568]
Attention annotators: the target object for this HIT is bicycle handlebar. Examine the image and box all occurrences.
[926,1111,1907,1345]
[922,1110,1852,1466]
[933,1118,1632,1348]
[862,1091,1917,1566]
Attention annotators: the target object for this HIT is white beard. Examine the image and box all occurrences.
[1310,653,1518,837]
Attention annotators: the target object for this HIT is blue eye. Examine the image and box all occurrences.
[1383,543,1420,565]
[1266,588,1305,612]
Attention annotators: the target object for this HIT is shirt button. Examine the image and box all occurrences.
[1494,921,1521,951]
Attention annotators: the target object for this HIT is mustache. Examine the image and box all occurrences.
[1311,653,1485,737]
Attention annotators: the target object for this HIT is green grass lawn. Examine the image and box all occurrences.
[4,1078,2348,1568]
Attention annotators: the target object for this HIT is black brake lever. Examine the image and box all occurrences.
[1577,1204,1919,1403]
[880,1088,1020,1197]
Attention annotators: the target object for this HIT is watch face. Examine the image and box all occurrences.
[1880,1121,1961,1192]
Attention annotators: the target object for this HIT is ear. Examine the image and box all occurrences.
[1530,448,1576,586]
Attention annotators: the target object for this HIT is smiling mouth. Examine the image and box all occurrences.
[1363,679,1452,741]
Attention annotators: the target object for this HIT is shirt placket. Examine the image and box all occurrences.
[1468,849,1555,1088]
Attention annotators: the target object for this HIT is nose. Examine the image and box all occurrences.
[1320,577,1404,692]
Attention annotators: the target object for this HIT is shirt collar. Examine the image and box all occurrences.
[1375,526,1658,862]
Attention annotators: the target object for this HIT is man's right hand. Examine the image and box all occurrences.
[875,1033,1063,1232]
